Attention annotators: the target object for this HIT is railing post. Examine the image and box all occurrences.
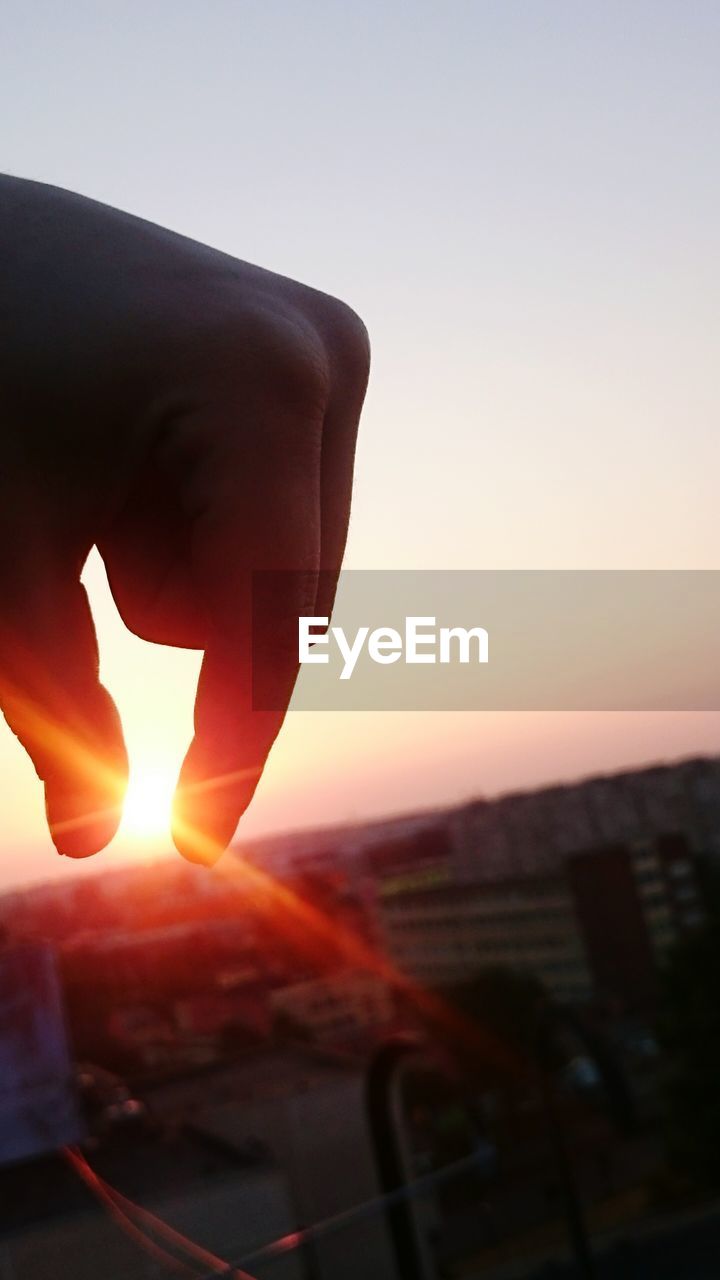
[366,1036,438,1280]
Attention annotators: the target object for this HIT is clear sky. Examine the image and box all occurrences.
[1,1,720,888]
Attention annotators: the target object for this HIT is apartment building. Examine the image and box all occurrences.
[366,759,720,1008]
[378,870,592,1001]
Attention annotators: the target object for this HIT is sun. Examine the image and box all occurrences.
[119,762,177,841]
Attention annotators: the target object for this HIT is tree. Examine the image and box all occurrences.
[440,966,547,1067]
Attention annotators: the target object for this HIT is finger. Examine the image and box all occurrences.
[99,458,208,650]
[0,547,128,857]
[162,358,325,864]
[314,303,370,618]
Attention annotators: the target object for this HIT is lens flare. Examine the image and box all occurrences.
[119,762,176,839]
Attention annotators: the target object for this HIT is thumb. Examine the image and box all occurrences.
[0,549,128,857]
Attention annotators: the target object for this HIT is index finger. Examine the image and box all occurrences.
[165,345,326,864]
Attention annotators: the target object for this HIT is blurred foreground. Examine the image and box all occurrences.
[3,756,720,1277]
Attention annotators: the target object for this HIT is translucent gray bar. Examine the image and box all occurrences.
[251,571,720,711]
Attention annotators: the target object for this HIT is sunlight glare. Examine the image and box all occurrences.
[119,762,177,841]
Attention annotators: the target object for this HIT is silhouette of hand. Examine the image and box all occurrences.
[0,177,369,863]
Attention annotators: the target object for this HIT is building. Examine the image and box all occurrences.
[370,835,592,1002]
[270,972,395,1044]
[363,759,720,1008]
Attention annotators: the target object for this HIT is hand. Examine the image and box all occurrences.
[0,176,369,863]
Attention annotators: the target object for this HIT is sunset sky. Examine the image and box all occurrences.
[1,2,720,888]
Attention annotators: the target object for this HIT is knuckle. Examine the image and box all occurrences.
[176,279,369,431]
[187,295,332,415]
[251,308,331,412]
[318,296,371,389]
